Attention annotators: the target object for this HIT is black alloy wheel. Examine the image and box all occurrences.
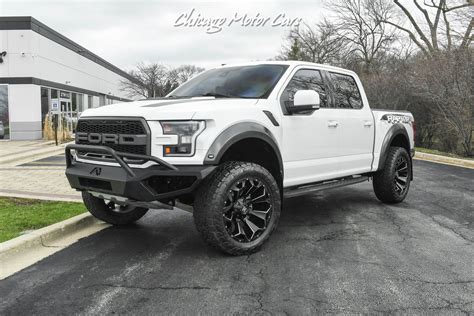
[222,178,273,243]
[394,155,409,195]
[373,146,412,203]
[193,162,281,255]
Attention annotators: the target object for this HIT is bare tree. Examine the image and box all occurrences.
[120,63,169,98]
[121,63,204,99]
[376,0,473,56]
[410,49,473,155]
[327,0,397,72]
[167,64,205,89]
[278,20,349,64]
[278,20,346,64]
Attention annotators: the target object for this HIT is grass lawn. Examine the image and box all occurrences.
[0,197,86,243]
[415,147,473,160]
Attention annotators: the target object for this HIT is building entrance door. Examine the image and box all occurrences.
[59,91,73,132]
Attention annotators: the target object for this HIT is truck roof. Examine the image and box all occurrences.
[217,60,357,76]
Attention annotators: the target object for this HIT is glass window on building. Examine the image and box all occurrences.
[78,94,84,113]
[99,94,105,106]
[0,85,9,139]
[51,89,58,99]
[72,93,77,112]
[88,95,93,109]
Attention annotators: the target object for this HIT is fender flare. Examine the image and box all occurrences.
[377,123,412,176]
[203,122,283,177]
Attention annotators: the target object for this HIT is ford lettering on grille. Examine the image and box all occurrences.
[76,132,147,145]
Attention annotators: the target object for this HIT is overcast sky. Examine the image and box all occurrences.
[1,0,327,70]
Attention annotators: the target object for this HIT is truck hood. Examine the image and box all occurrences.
[80,97,259,120]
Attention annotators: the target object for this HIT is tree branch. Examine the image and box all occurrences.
[381,19,431,56]
[461,17,473,48]
[394,0,435,52]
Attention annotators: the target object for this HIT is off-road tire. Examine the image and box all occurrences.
[373,146,411,203]
[193,161,281,255]
[82,191,148,225]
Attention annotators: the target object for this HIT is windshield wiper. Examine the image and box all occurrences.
[197,92,235,98]
[166,95,192,99]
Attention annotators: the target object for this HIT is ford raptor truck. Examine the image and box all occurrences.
[65,61,415,255]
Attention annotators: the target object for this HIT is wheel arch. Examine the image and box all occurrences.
[377,123,413,179]
[204,122,283,188]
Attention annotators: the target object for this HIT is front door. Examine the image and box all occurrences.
[280,68,341,187]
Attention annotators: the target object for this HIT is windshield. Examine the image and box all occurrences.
[168,65,288,99]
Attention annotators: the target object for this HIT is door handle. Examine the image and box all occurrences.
[328,121,339,128]
[364,121,373,127]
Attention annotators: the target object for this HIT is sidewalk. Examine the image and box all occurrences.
[0,140,80,201]
[0,140,68,166]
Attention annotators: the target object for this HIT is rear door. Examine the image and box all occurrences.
[327,71,374,175]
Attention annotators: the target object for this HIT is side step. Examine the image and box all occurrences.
[283,176,370,198]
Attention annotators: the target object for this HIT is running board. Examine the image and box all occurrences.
[283,176,369,198]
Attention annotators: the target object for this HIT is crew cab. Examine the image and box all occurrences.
[65,61,415,255]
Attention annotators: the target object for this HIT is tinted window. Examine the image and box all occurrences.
[169,65,288,99]
[330,72,363,109]
[281,69,328,108]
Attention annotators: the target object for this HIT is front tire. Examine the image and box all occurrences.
[193,162,281,255]
[82,192,149,225]
[373,146,411,203]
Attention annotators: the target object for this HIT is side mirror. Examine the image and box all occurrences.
[290,90,320,113]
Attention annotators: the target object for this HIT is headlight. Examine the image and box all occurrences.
[160,121,205,156]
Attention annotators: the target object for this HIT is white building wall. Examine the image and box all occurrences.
[0,29,130,99]
[0,21,135,140]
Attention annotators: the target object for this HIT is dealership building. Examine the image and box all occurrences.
[0,16,134,140]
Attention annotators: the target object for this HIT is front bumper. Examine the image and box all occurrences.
[65,144,216,202]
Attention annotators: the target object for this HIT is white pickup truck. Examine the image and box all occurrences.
[66,61,415,255]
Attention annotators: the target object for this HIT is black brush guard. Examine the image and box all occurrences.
[65,144,216,202]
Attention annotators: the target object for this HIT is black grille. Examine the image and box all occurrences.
[76,119,149,156]
[76,120,146,135]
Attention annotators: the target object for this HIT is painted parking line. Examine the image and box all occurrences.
[19,154,66,167]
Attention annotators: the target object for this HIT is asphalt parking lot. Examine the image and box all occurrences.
[0,160,473,315]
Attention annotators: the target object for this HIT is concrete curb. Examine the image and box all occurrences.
[414,152,474,169]
[0,213,109,280]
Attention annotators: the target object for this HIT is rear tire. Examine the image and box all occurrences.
[373,146,411,203]
[82,191,148,225]
[193,161,281,256]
